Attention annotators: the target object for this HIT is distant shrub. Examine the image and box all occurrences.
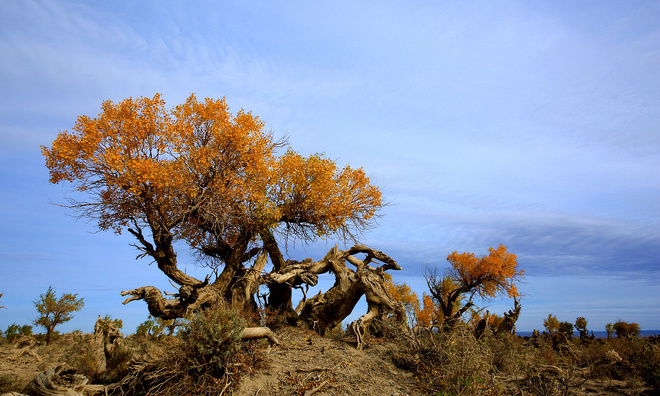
[558,321,574,337]
[326,323,346,340]
[135,315,179,337]
[20,324,33,336]
[605,322,615,338]
[612,321,640,338]
[33,285,84,344]
[575,317,589,339]
[543,314,560,334]
[575,317,587,332]
[4,323,33,342]
[99,314,123,330]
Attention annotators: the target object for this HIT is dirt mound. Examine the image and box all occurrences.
[236,327,425,395]
[0,329,424,395]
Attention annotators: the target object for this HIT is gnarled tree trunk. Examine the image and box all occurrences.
[265,244,407,341]
[496,297,521,334]
[121,241,405,347]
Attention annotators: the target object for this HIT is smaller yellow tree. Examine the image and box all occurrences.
[543,314,560,334]
[33,286,84,344]
[612,321,640,338]
[424,244,523,329]
[575,316,589,338]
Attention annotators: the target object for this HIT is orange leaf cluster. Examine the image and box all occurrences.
[447,244,523,299]
[416,293,439,328]
[383,274,450,329]
[42,94,382,245]
[272,150,381,237]
[382,274,420,327]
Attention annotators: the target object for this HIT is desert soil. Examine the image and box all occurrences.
[1,329,656,395]
[0,329,426,395]
[235,326,426,395]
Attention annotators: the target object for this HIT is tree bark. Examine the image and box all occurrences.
[238,327,280,345]
[266,244,405,337]
[261,229,299,324]
[120,283,220,320]
[93,316,124,372]
[121,240,405,348]
[22,364,88,396]
[128,224,204,288]
[496,297,521,334]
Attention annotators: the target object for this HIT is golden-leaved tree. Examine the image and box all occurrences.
[42,94,404,336]
[424,244,523,331]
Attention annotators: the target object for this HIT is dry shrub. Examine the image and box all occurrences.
[487,332,531,374]
[367,317,406,340]
[115,304,266,396]
[325,323,346,340]
[579,339,622,380]
[393,324,493,395]
[64,338,104,382]
[515,334,660,394]
[0,373,23,394]
[607,337,660,390]
[104,341,135,382]
[576,336,660,388]
[535,338,562,366]
[63,333,136,383]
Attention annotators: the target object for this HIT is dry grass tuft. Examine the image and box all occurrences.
[0,373,23,394]
[393,324,494,395]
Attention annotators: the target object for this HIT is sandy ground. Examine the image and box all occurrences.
[235,326,425,395]
[1,330,656,395]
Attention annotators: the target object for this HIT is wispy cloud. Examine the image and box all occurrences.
[1,0,658,331]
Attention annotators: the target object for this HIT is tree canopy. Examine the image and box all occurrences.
[42,94,399,333]
[42,94,380,251]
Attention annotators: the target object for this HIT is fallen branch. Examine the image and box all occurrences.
[238,327,280,345]
[22,364,88,396]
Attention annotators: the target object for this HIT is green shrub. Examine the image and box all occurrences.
[575,317,588,338]
[543,314,560,334]
[118,304,265,396]
[4,323,32,342]
[135,315,179,337]
[179,305,247,376]
[558,321,574,337]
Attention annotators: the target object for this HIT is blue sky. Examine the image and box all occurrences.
[1,0,658,334]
